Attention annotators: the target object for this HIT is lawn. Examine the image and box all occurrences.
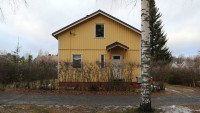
[0,104,163,113]
[1,104,199,113]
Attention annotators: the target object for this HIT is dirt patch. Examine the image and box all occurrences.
[166,84,200,92]
[0,88,140,96]
[185,105,200,113]
[166,84,200,96]
[152,90,179,96]
[1,104,198,113]
[3,84,197,96]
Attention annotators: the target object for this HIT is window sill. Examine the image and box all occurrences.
[72,68,82,70]
[100,68,105,70]
[95,37,105,39]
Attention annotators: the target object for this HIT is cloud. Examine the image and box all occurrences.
[0,0,200,58]
[156,0,200,56]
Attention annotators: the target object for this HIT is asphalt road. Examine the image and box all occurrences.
[0,94,200,106]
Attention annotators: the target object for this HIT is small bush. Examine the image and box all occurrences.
[88,84,99,91]
[167,75,180,85]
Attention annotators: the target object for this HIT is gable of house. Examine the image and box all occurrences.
[52,10,141,38]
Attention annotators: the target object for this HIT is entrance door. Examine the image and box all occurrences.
[111,55,122,79]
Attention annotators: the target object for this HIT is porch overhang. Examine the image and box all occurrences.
[106,42,129,51]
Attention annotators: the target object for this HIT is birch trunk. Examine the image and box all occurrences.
[140,0,152,111]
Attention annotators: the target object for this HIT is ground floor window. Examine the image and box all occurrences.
[72,54,82,68]
[100,54,105,69]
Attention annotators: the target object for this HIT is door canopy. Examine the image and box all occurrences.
[106,42,129,51]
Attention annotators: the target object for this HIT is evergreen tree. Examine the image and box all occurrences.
[149,0,172,62]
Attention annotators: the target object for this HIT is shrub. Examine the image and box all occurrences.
[167,74,180,85]
[151,60,200,87]
[0,54,57,89]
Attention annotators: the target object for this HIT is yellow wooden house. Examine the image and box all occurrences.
[52,10,141,87]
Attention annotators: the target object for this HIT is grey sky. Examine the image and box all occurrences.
[0,0,199,58]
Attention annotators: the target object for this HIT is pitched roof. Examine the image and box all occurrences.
[106,42,129,51]
[35,56,58,62]
[52,10,141,39]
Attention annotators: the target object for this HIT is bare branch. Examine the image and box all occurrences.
[105,0,137,14]
[0,8,5,22]
[128,0,137,16]
[23,0,28,7]
[0,0,28,22]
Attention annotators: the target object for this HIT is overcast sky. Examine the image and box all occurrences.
[0,0,200,58]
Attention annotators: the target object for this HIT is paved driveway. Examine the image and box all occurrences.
[0,94,200,106]
[0,84,200,106]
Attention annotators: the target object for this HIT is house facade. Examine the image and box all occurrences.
[52,10,141,85]
[171,61,195,69]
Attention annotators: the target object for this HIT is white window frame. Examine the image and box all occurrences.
[100,54,105,69]
[95,23,105,38]
[112,54,122,60]
[72,54,82,69]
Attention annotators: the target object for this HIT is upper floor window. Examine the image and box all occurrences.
[95,24,104,38]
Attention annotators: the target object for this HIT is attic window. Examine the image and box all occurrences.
[95,24,104,38]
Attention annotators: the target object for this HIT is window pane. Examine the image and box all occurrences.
[101,55,105,68]
[73,55,81,68]
[113,56,120,60]
[96,24,104,37]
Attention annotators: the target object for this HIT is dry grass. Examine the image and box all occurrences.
[166,84,200,94]
[0,86,179,96]
[0,104,76,113]
[184,105,200,113]
[151,90,179,96]
[0,104,162,113]
[0,88,139,96]
[3,83,199,96]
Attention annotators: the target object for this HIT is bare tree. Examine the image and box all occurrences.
[13,38,21,56]
[38,49,44,56]
[0,0,28,22]
[13,37,21,63]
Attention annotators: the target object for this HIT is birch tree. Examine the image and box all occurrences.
[140,0,152,111]
[98,0,152,111]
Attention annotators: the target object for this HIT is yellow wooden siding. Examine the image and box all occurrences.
[58,14,141,82]
[59,14,140,50]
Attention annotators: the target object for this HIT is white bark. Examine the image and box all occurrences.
[140,0,152,111]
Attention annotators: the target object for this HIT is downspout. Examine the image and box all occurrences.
[70,32,71,60]
[58,36,60,84]
[140,36,142,77]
